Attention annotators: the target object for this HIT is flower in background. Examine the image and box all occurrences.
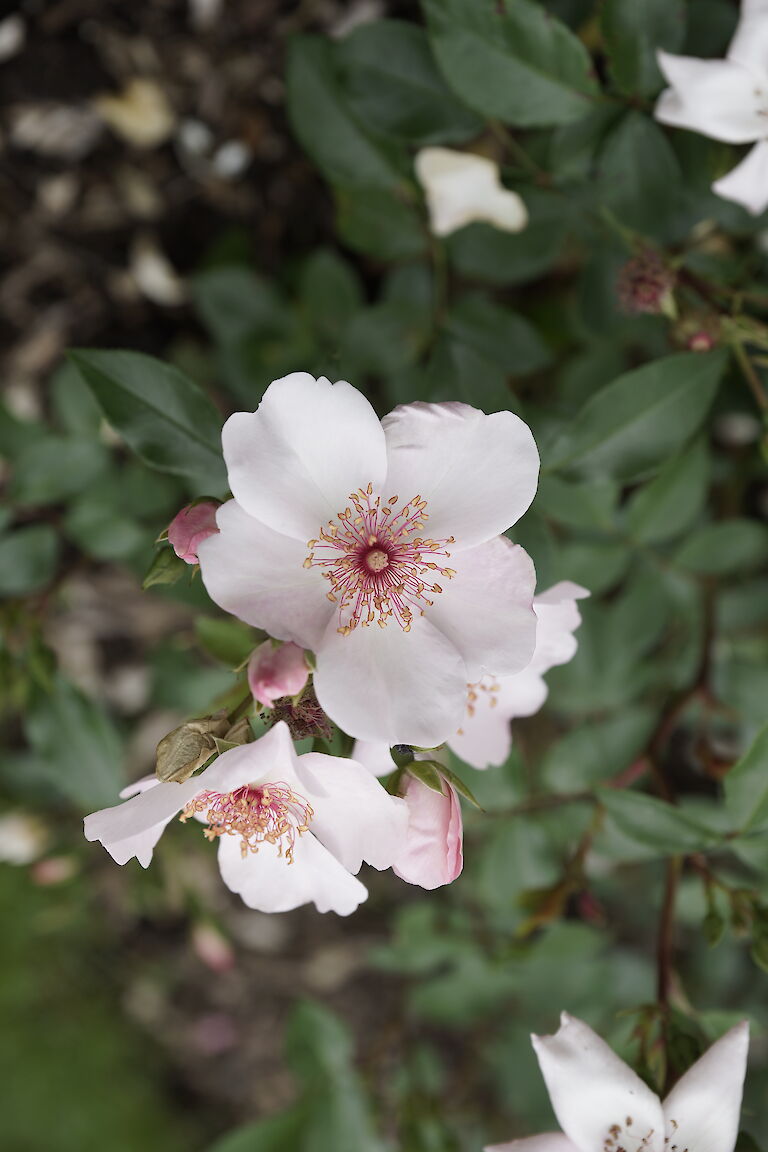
[167,501,220,564]
[84,722,407,916]
[391,773,463,891]
[655,0,768,214]
[415,147,528,237]
[248,640,309,708]
[0,811,48,865]
[486,1013,749,1152]
[198,373,539,747]
[354,582,588,774]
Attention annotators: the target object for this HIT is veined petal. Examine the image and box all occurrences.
[84,775,203,866]
[294,752,408,872]
[313,612,466,746]
[221,373,387,541]
[655,53,765,143]
[427,538,537,681]
[661,1022,749,1152]
[449,668,548,770]
[485,1137,579,1152]
[713,140,768,215]
[198,500,333,650]
[530,582,589,675]
[216,828,367,915]
[200,722,299,795]
[532,1014,666,1152]
[382,401,539,551]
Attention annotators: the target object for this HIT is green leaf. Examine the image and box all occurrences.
[542,708,655,792]
[287,36,404,190]
[597,112,682,238]
[626,436,710,545]
[208,1114,302,1152]
[598,788,722,853]
[601,0,685,96]
[300,250,363,346]
[424,0,600,127]
[143,547,188,590]
[50,359,103,436]
[447,189,570,285]
[446,292,552,375]
[10,435,110,506]
[0,525,60,596]
[335,186,427,260]
[436,763,482,809]
[195,616,259,666]
[674,519,768,576]
[724,725,768,833]
[407,760,446,795]
[0,402,45,461]
[336,19,482,145]
[24,676,123,808]
[192,266,285,346]
[65,496,147,562]
[536,475,617,531]
[69,350,228,495]
[549,350,725,480]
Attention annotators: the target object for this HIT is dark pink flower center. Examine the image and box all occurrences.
[304,484,455,634]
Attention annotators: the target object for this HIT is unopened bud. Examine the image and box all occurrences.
[155,710,230,783]
[167,500,220,564]
[617,251,676,317]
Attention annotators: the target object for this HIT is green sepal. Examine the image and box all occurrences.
[142,546,188,590]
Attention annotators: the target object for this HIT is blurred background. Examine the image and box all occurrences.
[2,1,768,1150]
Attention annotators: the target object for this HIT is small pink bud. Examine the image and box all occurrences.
[191,922,235,972]
[687,329,716,352]
[167,501,219,564]
[247,640,309,709]
[616,251,676,317]
[392,774,463,890]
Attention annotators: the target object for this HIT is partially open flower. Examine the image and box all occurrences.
[391,772,463,891]
[248,640,309,708]
[354,582,588,774]
[84,722,407,916]
[486,1012,749,1152]
[655,0,768,214]
[167,501,220,564]
[415,146,528,237]
[198,373,539,747]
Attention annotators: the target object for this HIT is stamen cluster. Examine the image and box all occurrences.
[304,484,456,635]
[181,782,314,862]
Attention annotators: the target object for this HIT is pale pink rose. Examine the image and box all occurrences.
[83,722,407,916]
[655,0,768,214]
[486,1013,749,1152]
[354,582,589,776]
[167,501,220,564]
[248,640,309,708]
[392,774,463,891]
[414,147,528,237]
[198,373,539,746]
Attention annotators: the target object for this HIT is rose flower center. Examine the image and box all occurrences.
[304,484,456,635]
[181,782,314,862]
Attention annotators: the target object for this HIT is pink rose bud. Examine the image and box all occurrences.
[167,502,219,564]
[191,922,235,973]
[247,640,309,708]
[393,774,463,890]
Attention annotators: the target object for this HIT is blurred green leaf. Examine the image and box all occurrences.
[287,36,404,190]
[674,520,768,576]
[195,616,259,666]
[10,435,110,506]
[536,475,617,531]
[300,250,364,346]
[24,676,123,808]
[542,707,655,791]
[50,359,104,436]
[424,0,599,127]
[193,266,286,346]
[210,1115,303,1152]
[143,546,188,589]
[724,725,768,833]
[597,112,682,238]
[601,0,685,96]
[598,788,722,854]
[447,190,570,285]
[626,436,710,545]
[337,20,482,145]
[335,186,427,260]
[0,524,60,596]
[69,349,228,495]
[0,402,44,461]
[446,293,552,376]
[549,351,725,480]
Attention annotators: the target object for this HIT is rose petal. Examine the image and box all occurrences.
[294,751,408,872]
[382,401,539,551]
[313,612,467,746]
[198,500,333,650]
[661,1022,749,1152]
[427,537,537,681]
[713,139,768,215]
[485,1137,579,1152]
[532,1013,666,1152]
[216,828,367,915]
[84,775,202,866]
[221,373,388,541]
[655,53,765,143]
[248,640,309,708]
[392,776,463,890]
[351,740,398,777]
[529,582,589,675]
